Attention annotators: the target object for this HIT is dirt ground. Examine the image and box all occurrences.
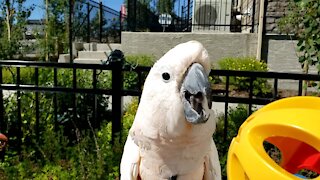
[212,84,320,98]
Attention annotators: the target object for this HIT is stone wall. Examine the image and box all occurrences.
[265,0,289,33]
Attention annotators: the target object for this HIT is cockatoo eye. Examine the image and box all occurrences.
[162,72,171,82]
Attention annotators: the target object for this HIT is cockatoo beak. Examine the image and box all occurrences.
[181,63,212,124]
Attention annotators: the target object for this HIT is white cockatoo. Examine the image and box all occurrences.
[120,41,221,180]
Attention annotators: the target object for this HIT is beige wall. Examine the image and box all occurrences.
[121,32,258,65]
[121,32,309,74]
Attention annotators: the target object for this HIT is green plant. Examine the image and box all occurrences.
[123,54,155,90]
[278,0,320,72]
[218,57,271,96]
[213,105,251,179]
[0,96,138,179]
[0,0,33,60]
[278,0,320,95]
[1,66,114,160]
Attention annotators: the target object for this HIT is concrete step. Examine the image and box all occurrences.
[82,43,121,51]
[58,54,70,63]
[73,58,102,64]
[78,51,108,60]
[97,43,121,51]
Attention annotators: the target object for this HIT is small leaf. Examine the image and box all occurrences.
[297,44,305,51]
[299,56,306,63]
[317,64,320,72]
[297,39,304,46]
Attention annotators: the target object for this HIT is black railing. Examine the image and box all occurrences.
[127,0,258,32]
[1,59,320,154]
[72,0,124,43]
[210,70,320,139]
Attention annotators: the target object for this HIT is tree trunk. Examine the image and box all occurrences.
[5,0,12,42]
[45,0,49,61]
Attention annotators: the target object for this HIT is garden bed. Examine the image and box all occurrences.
[212,83,320,98]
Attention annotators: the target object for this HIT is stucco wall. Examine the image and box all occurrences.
[121,32,316,74]
[264,37,317,74]
[121,32,258,65]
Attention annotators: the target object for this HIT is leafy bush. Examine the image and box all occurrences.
[2,67,113,150]
[213,105,251,179]
[218,57,271,96]
[123,54,155,90]
[125,54,155,67]
[0,97,138,179]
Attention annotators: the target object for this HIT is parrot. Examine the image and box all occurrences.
[120,40,221,180]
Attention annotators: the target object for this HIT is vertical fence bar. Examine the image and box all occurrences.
[16,67,22,155]
[273,78,278,99]
[0,66,5,161]
[92,69,98,128]
[251,0,256,32]
[0,66,4,133]
[87,2,90,43]
[181,6,183,29]
[99,2,103,43]
[298,79,303,96]
[119,10,122,43]
[35,68,40,142]
[111,53,124,143]
[248,77,254,115]
[133,0,137,31]
[137,71,142,101]
[187,0,191,31]
[224,75,229,141]
[54,68,58,130]
[69,0,73,62]
[72,67,77,124]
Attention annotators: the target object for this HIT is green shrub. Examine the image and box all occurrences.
[0,97,138,179]
[218,57,268,71]
[125,54,155,67]
[213,105,251,179]
[2,67,112,151]
[123,54,154,90]
[218,57,271,96]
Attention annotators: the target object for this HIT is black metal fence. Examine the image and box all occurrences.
[1,59,320,153]
[126,0,259,32]
[72,0,124,43]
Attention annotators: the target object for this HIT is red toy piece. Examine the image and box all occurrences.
[267,136,320,174]
[0,133,8,151]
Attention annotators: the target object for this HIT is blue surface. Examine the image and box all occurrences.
[294,174,306,179]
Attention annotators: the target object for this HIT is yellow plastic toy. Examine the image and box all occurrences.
[227,96,320,180]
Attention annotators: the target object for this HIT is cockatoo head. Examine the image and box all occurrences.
[131,41,214,139]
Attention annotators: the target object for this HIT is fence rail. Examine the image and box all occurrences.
[72,0,123,43]
[1,59,320,154]
[127,0,259,32]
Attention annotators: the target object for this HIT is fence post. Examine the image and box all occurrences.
[16,67,22,156]
[69,0,73,62]
[119,10,122,43]
[99,2,103,43]
[224,75,229,141]
[0,66,4,133]
[251,0,256,32]
[87,2,90,43]
[110,50,124,143]
[133,0,136,31]
[187,0,191,31]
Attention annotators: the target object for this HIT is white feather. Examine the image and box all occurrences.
[120,41,221,180]
[120,134,140,180]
